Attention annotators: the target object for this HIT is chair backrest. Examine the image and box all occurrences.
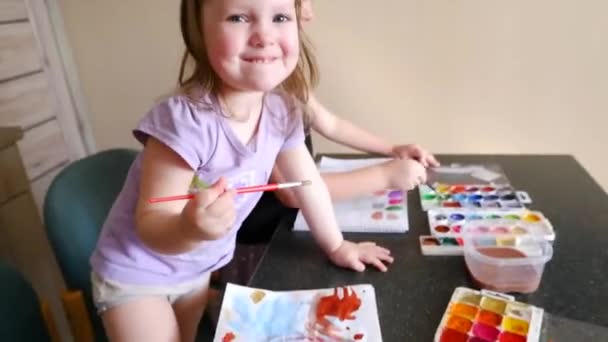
[43,148,138,341]
[0,263,52,342]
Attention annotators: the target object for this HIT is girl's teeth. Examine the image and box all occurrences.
[248,58,272,63]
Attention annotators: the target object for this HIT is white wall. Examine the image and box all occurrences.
[59,0,608,191]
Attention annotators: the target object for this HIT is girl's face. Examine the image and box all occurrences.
[203,0,300,92]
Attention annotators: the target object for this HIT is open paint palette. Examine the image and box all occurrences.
[426,209,555,241]
[435,287,543,342]
[420,209,555,256]
[419,184,532,211]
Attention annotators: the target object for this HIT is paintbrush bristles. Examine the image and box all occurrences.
[301,180,312,186]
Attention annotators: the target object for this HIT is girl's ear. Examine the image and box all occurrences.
[301,0,314,22]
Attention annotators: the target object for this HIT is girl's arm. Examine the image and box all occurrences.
[309,95,440,167]
[275,145,393,271]
[272,164,387,207]
[135,138,235,255]
[275,146,343,253]
[309,94,393,156]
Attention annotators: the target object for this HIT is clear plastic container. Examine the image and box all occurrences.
[463,233,553,293]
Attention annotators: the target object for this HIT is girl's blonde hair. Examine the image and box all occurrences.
[178,0,319,115]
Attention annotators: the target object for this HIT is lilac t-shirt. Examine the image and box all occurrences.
[90,91,304,285]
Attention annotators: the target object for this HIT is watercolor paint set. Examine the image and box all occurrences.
[419,184,532,211]
[419,209,555,256]
[419,228,553,257]
[426,209,555,241]
[434,287,543,342]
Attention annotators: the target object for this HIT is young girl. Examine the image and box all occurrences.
[237,0,438,243]
[90,0,399,341]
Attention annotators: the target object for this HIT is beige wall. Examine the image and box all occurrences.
[59,0,607,191]
[57,0,182,149]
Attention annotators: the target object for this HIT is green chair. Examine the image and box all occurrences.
[44,149,138,342]
[42,148,217,341]
[0,262,55,342]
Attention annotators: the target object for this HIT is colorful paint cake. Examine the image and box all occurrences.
[427,209,555,241]
[419,184,531,211]
[434,287,543,342]
[370,189,406,221]
[419,235,465,256]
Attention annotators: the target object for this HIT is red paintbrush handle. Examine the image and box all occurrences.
[147,184,280,203]
[235,184,279,194]
[147,194,195,203]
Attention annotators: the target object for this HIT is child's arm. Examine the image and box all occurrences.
[272,158,426,208]
[275,145,394,272]
[135,138,236,254]
[309,94,393,155]
[309,94,439,167]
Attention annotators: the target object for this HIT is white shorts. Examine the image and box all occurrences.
[91,272,210,314]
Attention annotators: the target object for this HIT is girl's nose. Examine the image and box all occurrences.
[249,31,274,48]
[249,24,275,48]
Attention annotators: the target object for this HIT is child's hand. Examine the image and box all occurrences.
[180,177,236,241]
[392,144,440,168]
[380,158,427,190]
[329,240,394,272]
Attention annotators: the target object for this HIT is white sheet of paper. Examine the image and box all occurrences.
[214,283,383,342]
[293,157,409,233]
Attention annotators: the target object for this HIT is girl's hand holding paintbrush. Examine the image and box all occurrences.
[157,177,312,241]
[179,177,237,241]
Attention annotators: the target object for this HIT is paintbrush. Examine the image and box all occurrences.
[148,180,312,204]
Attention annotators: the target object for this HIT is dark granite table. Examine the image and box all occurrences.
[249,154,608,341]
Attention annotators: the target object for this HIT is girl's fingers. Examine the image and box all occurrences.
[364,255,389,272]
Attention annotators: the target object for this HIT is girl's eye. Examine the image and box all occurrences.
[227,14,247,23]
[273,14,291,23]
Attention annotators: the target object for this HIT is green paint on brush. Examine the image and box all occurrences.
[189,175,209,192]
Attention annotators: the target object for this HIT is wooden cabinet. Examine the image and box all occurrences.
[1,1,92,340]
[1,0,88,214]
[0,127,70,341]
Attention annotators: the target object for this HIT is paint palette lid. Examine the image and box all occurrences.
[428,163,511,186]
[434,287,544,342]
